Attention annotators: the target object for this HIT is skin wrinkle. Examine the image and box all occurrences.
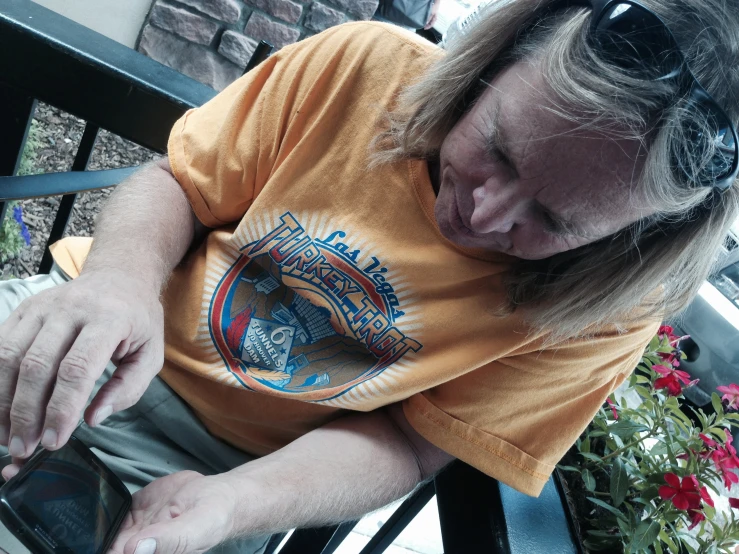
[433,60,656,260]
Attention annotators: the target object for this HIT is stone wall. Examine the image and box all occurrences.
[137,0,379,90]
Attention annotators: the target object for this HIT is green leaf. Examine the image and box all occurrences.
[635,375,651,384]
[586,496,624,517]
[631,520,661,551]
[648,442,669,456]
[635,386,654,400]
[617,516,632,537]
[667,404,693,427]
[581,437,591,453]
[713,392,725,418]
[610,458,630,508]
[648,335,660,352]
[556,465,581,472]
[580,452,604,463]
[583,469,596,491]
[658,529,678,552]
[609,421,650,439]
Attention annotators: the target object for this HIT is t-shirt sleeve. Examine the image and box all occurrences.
[167,56,279,227]
[168,22,440,228]
[166,25,357,227]
[403,319,660,497]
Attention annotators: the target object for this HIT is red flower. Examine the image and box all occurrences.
[729,498,739,509]
[658,350,681,367]
[606,398,619,420]
[653,365,698,397]
[717,384,739,411]
[657,325,689,347]
[688,509,705,530]
[680,434,718,462]
[700,433,718,448]
[712,432,739,489]
[658,474,704,511]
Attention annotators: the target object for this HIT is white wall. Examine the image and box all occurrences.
[30,0,155,48]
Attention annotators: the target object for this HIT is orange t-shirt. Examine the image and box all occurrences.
[54,22,659,497]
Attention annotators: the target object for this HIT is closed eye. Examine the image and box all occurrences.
[540,208,594,240]
[541,210,569,237]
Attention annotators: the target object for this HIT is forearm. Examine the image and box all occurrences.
[82,158,195,294]
[225,407,448,537]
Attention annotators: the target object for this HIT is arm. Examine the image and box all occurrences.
[111,404,454,554]
[424,0,442,30]
[81,157,198,294]
[227,403,453,533]
[0,158,200,474]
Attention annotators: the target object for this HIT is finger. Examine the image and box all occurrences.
[0,312,44,446]
[8,320,77,458]
[85,338,164,428]
[123,512,220,554]
[107,511,136,554]
[1,463,19,481]
[42,325,123,450]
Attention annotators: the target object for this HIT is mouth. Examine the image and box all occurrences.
[449,185,479,238]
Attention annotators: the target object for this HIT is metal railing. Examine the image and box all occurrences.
[0,0,270,273]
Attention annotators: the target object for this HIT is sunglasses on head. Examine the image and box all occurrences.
[560,0,739,192]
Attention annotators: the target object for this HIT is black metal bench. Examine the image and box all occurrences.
[0,2,582,552]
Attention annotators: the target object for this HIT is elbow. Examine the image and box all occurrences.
[384,403,454,482]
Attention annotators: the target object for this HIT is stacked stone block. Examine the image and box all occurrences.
[138,0,379,90]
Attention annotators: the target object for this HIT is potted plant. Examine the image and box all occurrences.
[558,325,739,553]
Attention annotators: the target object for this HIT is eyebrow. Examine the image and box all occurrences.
[485,102,516,168]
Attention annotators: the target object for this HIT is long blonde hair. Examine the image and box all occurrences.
[373,0,739,339]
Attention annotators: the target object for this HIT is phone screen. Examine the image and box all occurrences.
[3,445,127,554]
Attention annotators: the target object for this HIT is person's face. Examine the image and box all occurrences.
[434,60,655,260]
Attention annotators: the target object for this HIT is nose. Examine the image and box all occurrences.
[469,179,530,234]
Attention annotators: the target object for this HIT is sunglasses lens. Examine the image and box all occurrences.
[595,3,681,78]
[673,107,738,187]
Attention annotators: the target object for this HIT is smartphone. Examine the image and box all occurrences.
[0,435,131,554]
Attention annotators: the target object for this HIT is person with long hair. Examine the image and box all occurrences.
[0,1,737,552]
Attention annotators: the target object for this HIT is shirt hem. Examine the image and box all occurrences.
[403,393,553,497]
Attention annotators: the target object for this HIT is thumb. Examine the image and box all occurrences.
[124,515,217,554]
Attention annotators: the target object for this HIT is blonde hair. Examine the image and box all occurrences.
[372,0,739,339]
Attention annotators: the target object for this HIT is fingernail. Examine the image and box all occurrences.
[134,538,157,554]
[8,436,25,457]
[94,405,113,427]
[41,428,58,449]
[2,465,19,481]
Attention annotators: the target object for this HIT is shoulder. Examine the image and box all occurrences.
[303,21,443,57]
[274,22,445,79]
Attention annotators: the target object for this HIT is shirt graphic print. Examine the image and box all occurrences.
[203,211,424,405]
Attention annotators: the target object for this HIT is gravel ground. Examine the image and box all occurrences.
[0,102,161,279]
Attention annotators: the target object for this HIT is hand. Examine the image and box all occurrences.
[424,0,441,30]
[108,471,240,554]
[0,269,164,478]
